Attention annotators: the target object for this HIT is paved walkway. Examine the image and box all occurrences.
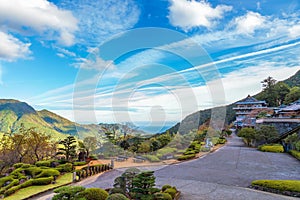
[32,134,300,200]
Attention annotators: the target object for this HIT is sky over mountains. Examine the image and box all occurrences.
[0,0,299,128]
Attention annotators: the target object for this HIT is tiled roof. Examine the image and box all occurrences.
[236,95,266,105]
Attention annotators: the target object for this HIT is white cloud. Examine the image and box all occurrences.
[234,11,266,35]
[168,0,232,31]
[288,24,300,38]
[58,0,140,46]
[0,31,31,61]
[0,0,78,46]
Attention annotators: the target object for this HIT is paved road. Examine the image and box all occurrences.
[32,134,300,200]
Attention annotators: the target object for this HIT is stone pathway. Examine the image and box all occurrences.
[32,133,300,200]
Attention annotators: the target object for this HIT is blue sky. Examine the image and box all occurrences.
[0,0,300,130]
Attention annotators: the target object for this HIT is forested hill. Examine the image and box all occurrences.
[165,70,300,135]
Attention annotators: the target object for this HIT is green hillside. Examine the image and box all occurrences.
[0,100,100,140]
[165,70,300,135]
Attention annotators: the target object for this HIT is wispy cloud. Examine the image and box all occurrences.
[58,0,140,46]
[233,11,266,35]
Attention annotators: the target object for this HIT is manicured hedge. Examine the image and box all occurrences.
[290,150,300,160]
[75,164,111,181]
[35,160,52,167]
[55,163,73,173]
[258,145,284,153]
[35,169,60,178]
[252,180,300,193]
[177,154,195,161]
[79,188,108,200]
[106,193,129,200]
[73,161,87,166]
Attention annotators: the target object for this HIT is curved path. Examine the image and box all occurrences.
[33,134,300,200]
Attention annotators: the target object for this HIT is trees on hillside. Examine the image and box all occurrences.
[284,86,300,105]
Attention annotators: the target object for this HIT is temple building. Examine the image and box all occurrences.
[276,99,300,118]
[233,95,267,127]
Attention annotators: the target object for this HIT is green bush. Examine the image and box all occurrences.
[154,192,172,200]
[200,147,210,152]
[21,164,33,168]
[290,150,300,160]
[217,138,227,144]
[142,155,160,162]
[161,184,172,192]
[80,188,108,200]
[259,145,284,153]
[177,154,195,161]
[35,169,60,178]
[109,188,126,195]
[13,163,25,169]
[0,179,19,194]
[252,180,300,192]
[106,193,129,200]
[32,176,54,185]
[10,168,27,180]
[183,150,195,155]
[4,185,21,197]
[24,167,43,178]
[157,147,177,156]
[35,160,52,167]
[53,186,86,200]
[164,188,177,199]
[0,176,14,187]
[56,163,73,172]
[73,161,87,166]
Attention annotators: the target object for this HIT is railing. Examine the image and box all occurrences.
[74,164,111,182]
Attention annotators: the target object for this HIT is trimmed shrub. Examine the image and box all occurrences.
[21,164,33,168]
[4,185,21,197]
[0,179,19,194]
[35,160,52,167]
[0,176,14,187]
[80,188,108,200]
[24,167,43,178]
[217,138,227,144]
[290,150,300,160]
[32,176,54,185]
[53,186,86,200]
[89,155,98,160]
[161,184,172,192]
[200,147,210,152]
[35,169,60,178]
[109,188,126,195]
[252,180,300,193]
[73,161,87,166]
[106,193,129,200]
[259,145,284,153]
[13,163,24,169]
[154,192,172,200]
[56,163,73,172]
[177,154,195,161]
[183,150,195,155]
[164,188,177,199]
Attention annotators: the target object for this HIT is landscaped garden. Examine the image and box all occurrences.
[52,168,180,200]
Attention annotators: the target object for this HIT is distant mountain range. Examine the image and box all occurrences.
[165,70,300,135]
[0,99,102,139]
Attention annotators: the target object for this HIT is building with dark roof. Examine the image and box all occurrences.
[233,95,267,127]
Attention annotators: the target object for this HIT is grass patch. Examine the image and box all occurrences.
[4,173,72,200]
[252,180,300,193]
[258,144,284,153]
[290,150,300,160]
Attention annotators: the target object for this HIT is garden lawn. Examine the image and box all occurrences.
[252,180,300,193]
[4,173,72,200]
